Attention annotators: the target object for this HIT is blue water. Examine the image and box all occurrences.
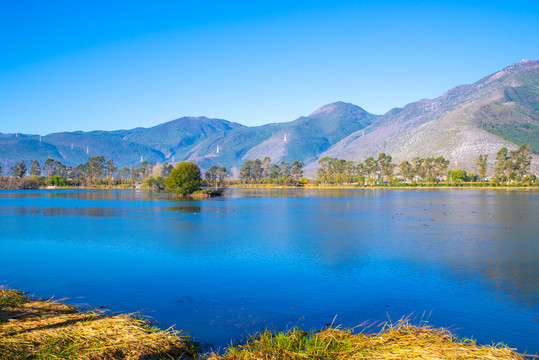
[0,189,537,353]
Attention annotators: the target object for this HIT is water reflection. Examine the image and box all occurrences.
[168,206,202,213]
[0,188,537,353]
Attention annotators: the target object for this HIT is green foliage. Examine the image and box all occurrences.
[522,174,537,186]
[476,154,488,182]
[205,165,229,187]
[165,161,202,195]
[161,162,173,178]
[29,160,41,176]
[0,288,27,308]
[10,161,27,178]
[48,176,67,187]
[475,93,539,153]
[494,144,532,183]
[447,169,467,184]
[239,158,301,185]
[316,154,448,185]
[144,176,166,190]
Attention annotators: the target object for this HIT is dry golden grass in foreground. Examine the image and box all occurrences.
[210,321,526,360]
[0,287,198,359]
[1,287,530,360]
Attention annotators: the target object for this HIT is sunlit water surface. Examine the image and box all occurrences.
[0,189,537,353]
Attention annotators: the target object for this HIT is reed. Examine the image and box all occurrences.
[1,287,530,359]
[210,319,526,360]
[0,287,198,359]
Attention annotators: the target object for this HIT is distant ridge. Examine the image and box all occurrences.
[1,60,538,176]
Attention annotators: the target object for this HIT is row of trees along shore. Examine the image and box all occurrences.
[0,144,535,190]
[237,144,535,187]
[0,156,173,190]
[237,157,306,185]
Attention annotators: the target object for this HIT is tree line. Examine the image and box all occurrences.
[0,143,535,189]
[314,144,534,186]
[238,157,305,185]
[0,157,174,189]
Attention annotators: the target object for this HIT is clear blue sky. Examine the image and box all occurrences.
[1,0,538,135]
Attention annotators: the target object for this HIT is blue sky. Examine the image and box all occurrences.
[1,0,538,135]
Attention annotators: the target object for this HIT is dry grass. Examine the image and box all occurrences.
[210,320,526,360]
[0,287,198,359]
[1,287,530,359]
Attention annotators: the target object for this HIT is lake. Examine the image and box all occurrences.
[0,188,537,353]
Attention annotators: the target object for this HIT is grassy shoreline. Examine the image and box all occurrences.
[1,287,528,359]
[229,184,538,190]
[0,288,199,359]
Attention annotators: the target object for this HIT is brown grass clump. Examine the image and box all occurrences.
[0,287,198,359]
[211,320,526,360]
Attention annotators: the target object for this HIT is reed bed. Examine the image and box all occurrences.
[210,320,526,360]
[1,287,530,359]
[0,287,198,359]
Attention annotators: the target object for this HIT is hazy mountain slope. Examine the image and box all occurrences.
[0,137,62,174]
[184,102,378,173]
[122,116,245,158]
[0,117,245,170]
[42,131,167,168]
[313,60,539,175]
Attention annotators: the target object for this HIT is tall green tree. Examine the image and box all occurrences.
[105,159,117,178]
[494,147,510,182]
[378,153,394,183]
[269,164,280,180]
[317,157,331,183]
[161,162,173,178]
[262,157,271,179]
[87,156,105,183]
[218,166,229,185]
[411,157,425,182]
[398,161,412,182]
[240,160,252,183]
[118,167,131,183]
[514,144,532,180]
[10,161,27,178]
[30,160,41,176]
[290,161,304,183]
[251,159,263,182]
[363,157,377,184]
[205,165,220,186]
[279,161,290,179]
[476,154,488,182]
[165,161,202,195]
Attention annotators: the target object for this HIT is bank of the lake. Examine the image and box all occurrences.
[0,288,526,360]
[0,287,198,359]
[230,183,538,190]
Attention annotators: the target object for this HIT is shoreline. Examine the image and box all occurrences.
[0,184,535,191]
[229,184,539,190]
[1,287,529,359]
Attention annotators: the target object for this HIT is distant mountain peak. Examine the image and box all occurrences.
[309,101,369,117]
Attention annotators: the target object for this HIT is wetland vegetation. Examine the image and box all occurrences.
[1,288,526,360]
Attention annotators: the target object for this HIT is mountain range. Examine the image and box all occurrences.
[1,60,538,177]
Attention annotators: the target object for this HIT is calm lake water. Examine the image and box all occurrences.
[0,189,537,353]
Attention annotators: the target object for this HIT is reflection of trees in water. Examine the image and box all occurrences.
[0,190,181,202]
[269,190,539,307]
[168,206,202,213]
[3,206,120,218]
[230,188,378,199]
